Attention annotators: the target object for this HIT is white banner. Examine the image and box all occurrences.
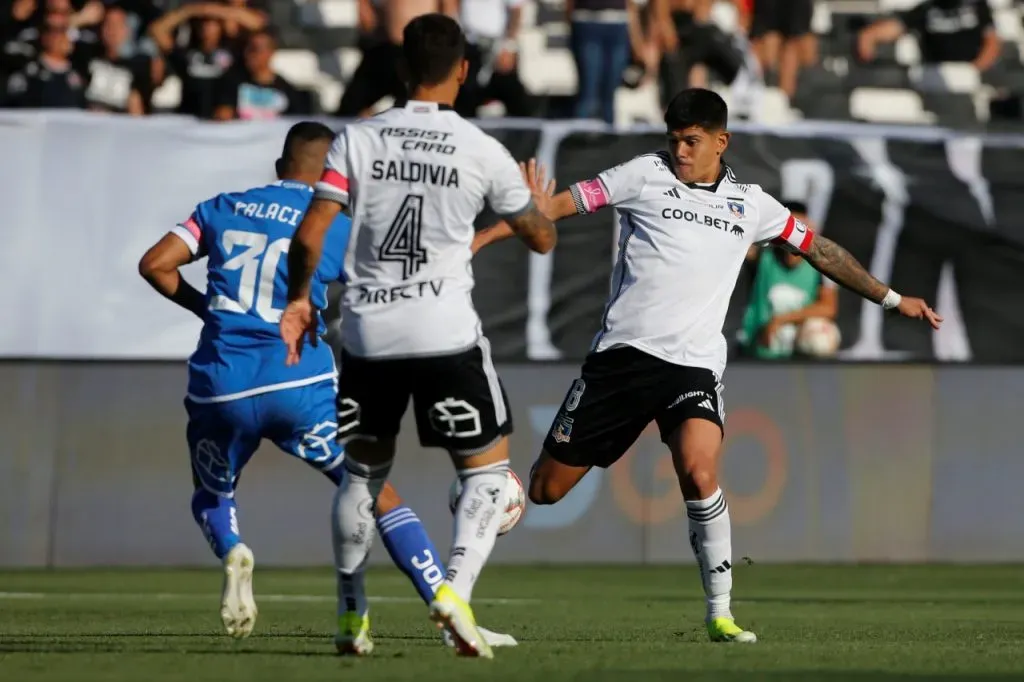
[2,111,1022,359]
[0,112,305,358]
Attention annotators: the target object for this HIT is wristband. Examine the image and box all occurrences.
[881,289,902,310]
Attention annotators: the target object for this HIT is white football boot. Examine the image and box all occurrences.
[220,543,257,639]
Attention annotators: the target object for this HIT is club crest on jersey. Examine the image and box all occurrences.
[727,198,745,218]
[551,415,574,444]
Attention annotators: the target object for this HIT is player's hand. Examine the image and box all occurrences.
[896,296,943,330]
[520,158,556,219]
[280,299,317,366]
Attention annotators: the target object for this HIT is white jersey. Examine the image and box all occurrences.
[570,151,815,377]
[314,100,533,358]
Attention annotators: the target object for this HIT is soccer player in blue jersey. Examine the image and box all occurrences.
[138,121,515,649]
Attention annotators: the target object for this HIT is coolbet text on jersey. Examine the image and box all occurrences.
[571,151,812,378]
[173,180,351,402]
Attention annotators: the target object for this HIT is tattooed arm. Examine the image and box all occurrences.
[799,233,943,329]
[802,234,889,304]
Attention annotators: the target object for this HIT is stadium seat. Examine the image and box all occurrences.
[849,87,935,124]
[796,92,852,121]
[271,50,320,89]
[300,0,356,28]
[810,2,832,35]
[994,9,1022,42]
[911,63,981,93]
[614,81,661,126]
[754,87,799,125]
[922,92,982,127]
[519,30,577,96]
[878,0,920,11]
[847,65,911,89]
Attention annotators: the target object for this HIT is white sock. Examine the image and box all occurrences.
[332,458,392,617]
[686,487,733,621]
[444,460,509,602]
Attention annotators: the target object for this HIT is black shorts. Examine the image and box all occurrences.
[542,346,724,469]
[336,342,513,456]
[750,0,814,39]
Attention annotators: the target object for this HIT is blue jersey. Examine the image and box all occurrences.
[171,180,350,402]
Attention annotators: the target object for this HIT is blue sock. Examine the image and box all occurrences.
[191,489,241,560]
[377,506,446,604]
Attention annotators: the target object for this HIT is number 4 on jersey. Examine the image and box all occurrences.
[379,194,428,279]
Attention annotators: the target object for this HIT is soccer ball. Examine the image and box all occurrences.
[447,469,526,537]
[796,317,841,357]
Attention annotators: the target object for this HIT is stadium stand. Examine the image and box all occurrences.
[4,0,1024,127]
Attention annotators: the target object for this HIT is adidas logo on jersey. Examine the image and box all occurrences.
[663,187,682,199]
[698,398,715,412]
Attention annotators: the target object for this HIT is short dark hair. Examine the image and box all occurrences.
[783,200,809,215]
[402,13,466,88]
[279,121,335,174]
[664,88,728,132]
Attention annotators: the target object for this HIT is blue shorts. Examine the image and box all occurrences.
[185,380,345,498]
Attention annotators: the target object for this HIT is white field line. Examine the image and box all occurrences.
[0,591,536,605]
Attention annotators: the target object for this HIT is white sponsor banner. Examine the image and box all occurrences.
[0,112,295,358]
[2,111,1022,360]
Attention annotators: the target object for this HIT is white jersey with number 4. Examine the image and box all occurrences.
[570,151,815,378]
[315,100,532,358]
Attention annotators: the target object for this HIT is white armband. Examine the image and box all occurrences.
[881,289,902,310]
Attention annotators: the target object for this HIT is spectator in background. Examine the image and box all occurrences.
[337,0,455,117]
[3,0,101,77]
[455,0,534,118]
[3,16,87,108]
[105,0,167,92]
[218,0,268,56]
[80,5,151,114]
[149,1,265,119]
[749,0,817,98]
[858,0,999,74]
[213,28,308,120]
[567,0,659,124]
[657,0,763,119]
[738,202,838,359]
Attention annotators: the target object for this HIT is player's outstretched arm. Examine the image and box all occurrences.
[802,234,943,329]
[138,233,206,319]
[471,222,514,255]
[281,197,340,365]
[507,205,557,254]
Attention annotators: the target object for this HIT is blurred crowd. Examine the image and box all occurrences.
[0,0,309,117]
[0,0,1010,123]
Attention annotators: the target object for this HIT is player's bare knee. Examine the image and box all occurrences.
[669,421,723,500]
[527,475,566,506]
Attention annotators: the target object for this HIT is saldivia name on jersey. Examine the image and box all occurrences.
[369,126,462,189]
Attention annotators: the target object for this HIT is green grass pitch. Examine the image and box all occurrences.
[2,565,1023,681]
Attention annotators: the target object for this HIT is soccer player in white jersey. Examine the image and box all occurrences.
[515,88,943,643]
[279,14,557,659]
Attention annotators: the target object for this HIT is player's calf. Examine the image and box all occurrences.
[527,451,590,505]
[191,489,242,559]
[666,419,744,632]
